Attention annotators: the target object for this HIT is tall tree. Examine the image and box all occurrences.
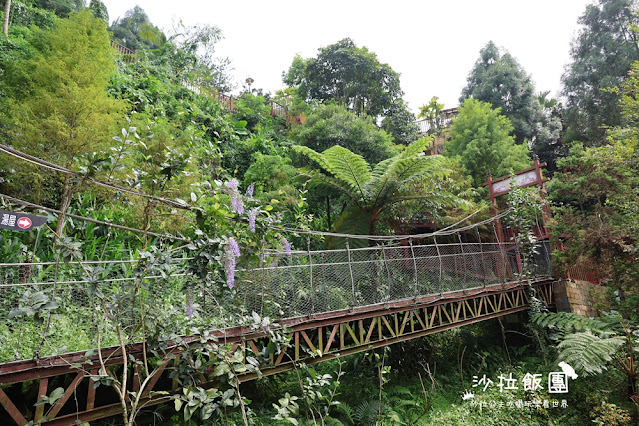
[3,0,10,35]
[0,10,125,234]
[561,0,639,145]
[109,5,166,51]
[35,0,84,17]
[283,38,404,117]
[446,98,530,189]
[289,103,396,165]
[380,99,419,145]
[88,0,108,22]
[460,41,561,153]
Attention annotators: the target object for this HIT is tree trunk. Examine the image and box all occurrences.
[3,0,11,36]
[326,196,331,231]
[55,174,72,242]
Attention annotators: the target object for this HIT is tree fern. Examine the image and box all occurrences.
[557,331,625,376]
[352,399,380,425]
[294,138,474,243]
[531,312,617,338]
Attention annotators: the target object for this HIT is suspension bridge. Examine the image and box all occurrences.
[0,138,559,424]
[0,209,555,425]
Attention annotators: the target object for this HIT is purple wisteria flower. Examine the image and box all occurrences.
[248,208,258,232]
[185,290,194,318]
[281,237,292,255]
[224,237,241,289]
[231,192,244,214]
[246,182,255,197]
[225,255,236,289]
[228,237,241,257]
[226,179,239,189]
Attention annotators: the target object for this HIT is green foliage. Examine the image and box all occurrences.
[446,98,531,189]
[34,0,84,18]
[418,96,447,135]
[109,5,166,51]
[561,0,639,145]
[1,10,125,206]
[88,0,107,22]
[290,103,397,165]
[243,153,297,204]
[380,98,419,145]
[532,311,637,394]
[558,332,625,376]
[1,0,55,28]
[461,41,561,155]
[295,137,471,244]
[231,93,279,132]
[284,38,404,118]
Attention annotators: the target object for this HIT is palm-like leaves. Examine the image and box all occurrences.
[294,137,470,244]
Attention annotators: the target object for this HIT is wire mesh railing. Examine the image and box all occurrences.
[0,234,552,362]
[235,240,553,319]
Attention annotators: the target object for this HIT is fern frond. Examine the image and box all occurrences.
[531,312,614,338]
[558,332,625,376]
[353,399,380,425]
[292,145,334,173]
[321,146,372,200]
[299,169,361,205]
[398,136,433,159]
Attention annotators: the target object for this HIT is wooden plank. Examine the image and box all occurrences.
[414,308,426,330]
[441,303,453,324]
[275,349,287,366]
[429,306,437,328]
[344,323,360,345]
[324,325,338,354]
[48,371,85,418]
[295,332,300,360]
[0,387,27,425]
[399,311,411,335]
[359,320,364,345]
[454,301,462,322]
[318,327,323,355]
[485,295,496,313]
[365,318,377,344]
[86,369,98,410]
[34,377,48,422]
[248,340,260,355]
[301,331,316,353]
[141,359,170,398]
[394,313,399,336]
[381,315,396,337]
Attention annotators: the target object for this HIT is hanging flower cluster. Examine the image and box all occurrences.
[281,237,292,255]
[185,290,194,318]
[248,208,258,233]
[224,237,241,289]
[246,182,255,197]
[225,178,244,214]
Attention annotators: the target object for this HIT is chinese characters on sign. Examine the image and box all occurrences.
[470,398,568,409]
[464,363,578,410]
[471,370,572,394]
[491,170,539,196]
[0,210,48,232]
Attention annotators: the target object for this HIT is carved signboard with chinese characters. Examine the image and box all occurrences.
[0,210,48,232]
[491,170,539,196]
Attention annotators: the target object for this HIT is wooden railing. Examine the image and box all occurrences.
[110,40,136,63]
[415,107,459,135]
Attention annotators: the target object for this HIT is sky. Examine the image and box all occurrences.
[102,0,593,114]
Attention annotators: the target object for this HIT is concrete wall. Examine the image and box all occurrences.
[553,279,607,317]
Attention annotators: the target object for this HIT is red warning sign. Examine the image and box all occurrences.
[17,217,32,229]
